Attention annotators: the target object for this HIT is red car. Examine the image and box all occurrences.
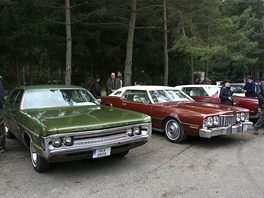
[99,86,253,143]
[176,85,260,119]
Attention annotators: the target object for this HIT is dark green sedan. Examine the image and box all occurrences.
[3,85,152,172]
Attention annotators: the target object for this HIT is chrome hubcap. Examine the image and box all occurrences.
[166,121,180,140]
[30,142,37,167]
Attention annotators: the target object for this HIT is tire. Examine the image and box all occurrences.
[114,150,129,157]
[30,139,50,173]
[5,127,15,139]
[164,118,187,143]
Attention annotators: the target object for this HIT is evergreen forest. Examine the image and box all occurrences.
[0,0,264,92]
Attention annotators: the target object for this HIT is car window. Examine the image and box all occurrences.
[124,90,150,104]
[182,87,208,96]
[203,87,220,96]
[21,89,98,109]
[113,91,122,96]
[149,89,192,103]
[7,89,24,108]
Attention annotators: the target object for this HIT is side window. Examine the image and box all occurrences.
[124,90,150,103]
[189,87,208,96]
[182,88,192,96]
[7,90,24,108]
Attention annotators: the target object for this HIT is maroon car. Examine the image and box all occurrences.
[176,85,260,119]
[99,86,253,143]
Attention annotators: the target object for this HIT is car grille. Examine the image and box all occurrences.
[219,115,236,126]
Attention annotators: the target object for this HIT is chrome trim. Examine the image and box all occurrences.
[219,115,236,126]
[40,123,152,158]
[199,121,253,138]
[181,122,199,127]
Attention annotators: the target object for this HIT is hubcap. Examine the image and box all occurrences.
[30,142,37,167]
[166,121,180,140]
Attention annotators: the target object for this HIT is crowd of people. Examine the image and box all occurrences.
[219,75,264,135]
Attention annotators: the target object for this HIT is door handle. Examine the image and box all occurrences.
[123,102,127,106]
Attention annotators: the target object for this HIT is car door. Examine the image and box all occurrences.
[4,89,24,140]
[121,90,153,117]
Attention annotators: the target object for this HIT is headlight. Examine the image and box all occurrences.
[52,137,62,148]
[63,136,73,146]
[203,117,213,128]
[207,117,213,127]
[133,127,141,135]
[240,113,245,122]
[236,113,241,122]
[213,116,219,126]
[126,128,133,137]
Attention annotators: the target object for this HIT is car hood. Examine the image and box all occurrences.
[158,101,247,115]
[23,105,150,135]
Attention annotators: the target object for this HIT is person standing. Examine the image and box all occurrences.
[253,74,264,134]
[243,75,256,97]
[106,72,122,95]
[90,75,101,98]
[219,79,234,106]
[0,76,5,153]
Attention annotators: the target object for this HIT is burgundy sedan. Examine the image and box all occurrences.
[176,85,260,119]
[99,86,253,143]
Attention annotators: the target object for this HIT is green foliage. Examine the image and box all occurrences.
[0,0,263,91]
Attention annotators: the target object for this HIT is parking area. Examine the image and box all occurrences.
[1,129,264,198]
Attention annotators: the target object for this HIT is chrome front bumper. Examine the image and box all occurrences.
[199,121,253,138]
[40,123,152,159]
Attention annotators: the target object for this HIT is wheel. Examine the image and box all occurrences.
[5,127,15,139]
[114,150,129,157]
[164,118,187,143]
[30,139,50,173]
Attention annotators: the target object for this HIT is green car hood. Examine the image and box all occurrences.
[23,105,150,136]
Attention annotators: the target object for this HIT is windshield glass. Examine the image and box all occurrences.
[22,89,98,109]
[203,87,220,96]
[149,89,192,103]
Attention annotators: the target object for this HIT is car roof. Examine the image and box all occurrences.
[115,85,176,92]
[175,84,220,88]
[16,85,84,91]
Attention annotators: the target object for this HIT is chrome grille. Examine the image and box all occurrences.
[219,115,236,126]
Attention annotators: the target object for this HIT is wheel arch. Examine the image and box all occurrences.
[23,131,31,150]
[162,116,182,128]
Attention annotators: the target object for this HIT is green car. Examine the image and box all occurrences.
[3,85,152,172]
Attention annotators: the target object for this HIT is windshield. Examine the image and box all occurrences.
[22,89,98,109]
[149,89,192,103]
[203,87,220,96]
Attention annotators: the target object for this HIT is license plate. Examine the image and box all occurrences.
[93,147,111,158]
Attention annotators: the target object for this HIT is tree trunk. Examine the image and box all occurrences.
[15,50,21,86]
[123,0,137,87]
[163,0,169,86]
[189,0,194,84]
[65,0,72,85]
[205,10,210,78]
[190,52,194,84]
[28,37,33,85]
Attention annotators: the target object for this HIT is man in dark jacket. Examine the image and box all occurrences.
[253,74,264,134]
[0,76,5,153]
[90,75,101,98]
[243,75,256,97]
[106,72,122,95]
[219,79,233,106]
